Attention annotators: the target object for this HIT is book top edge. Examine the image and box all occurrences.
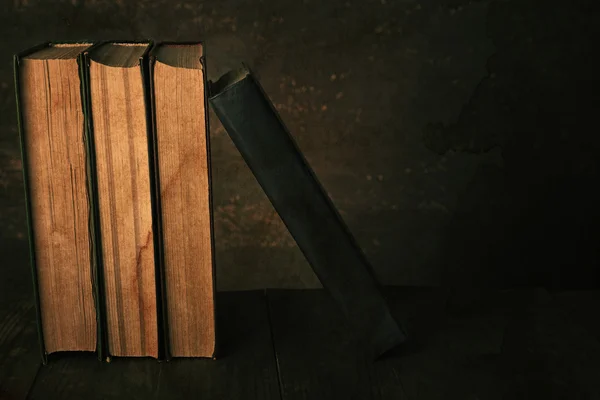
[209,65,250,97]
[23,43,92,60]
[87,42,151,68]
[152,43,203,70]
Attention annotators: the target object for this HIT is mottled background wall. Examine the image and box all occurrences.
[1,0,598,291]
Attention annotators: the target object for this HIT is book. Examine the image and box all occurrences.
[14,42,102,363]
[84,42,159,358]
[208,65,407,359]
[148,43,216,358]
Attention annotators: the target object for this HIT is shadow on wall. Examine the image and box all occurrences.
[426,0,600,289]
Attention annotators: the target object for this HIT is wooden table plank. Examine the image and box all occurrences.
[29,290,281,400]
[375,287,600,399]
[500,291,600,399]
[29,354,161,399]
[268,287,594,400]
[266,289,375,400]
[371,288,540,400]
[0,238,43,400]
[21,286,600,399]
[269,288,488,399]
[0,298,41,400]
[154,290,281,400]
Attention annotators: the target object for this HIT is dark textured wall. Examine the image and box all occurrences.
[1,0,598,290]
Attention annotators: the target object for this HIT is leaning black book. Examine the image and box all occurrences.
[208,65,407,359]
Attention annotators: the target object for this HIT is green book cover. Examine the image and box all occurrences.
[148,42,218,361]
[83,41,165,361]
[14,42,105,364]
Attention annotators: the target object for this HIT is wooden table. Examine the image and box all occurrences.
[2,268,599,399]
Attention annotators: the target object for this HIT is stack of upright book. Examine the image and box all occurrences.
[17,41,407,365]
[15,41,216,363]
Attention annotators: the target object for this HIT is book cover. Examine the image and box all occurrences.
[148,42,218,360]
[14,42,105,363]
[208,65,408,359]
[83,41,162,360]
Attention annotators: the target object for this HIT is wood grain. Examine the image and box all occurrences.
[0,248,41,400]
[154,291,281,399]
[20,51,96,353]
[28,291,280,400]
[266,288,506,400]
[0,299,40,399]
[266,289,374,400]
[153,44,215,357]
[90,51,158,357]
[28,354,161,399]
[267,288,600,400]
[0,240,40,399]
[13,288,600,399]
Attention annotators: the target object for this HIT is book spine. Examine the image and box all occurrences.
[147,41,217,360]
[80,45,108,362]
[208,67,407,359]
[84,41,160,360]
[13,46,49,366]
[201,46,219,361]
[145,46,170,362]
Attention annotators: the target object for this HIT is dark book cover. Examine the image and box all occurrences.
[82,40,167,361]
[147,42,218,361]
[14,42,105,364]
[208,65,408,359]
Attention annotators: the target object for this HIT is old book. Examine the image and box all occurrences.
[14,42,102,362]
[209,66,407,359]
[84,42,159,358]
[149,43,216,358]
